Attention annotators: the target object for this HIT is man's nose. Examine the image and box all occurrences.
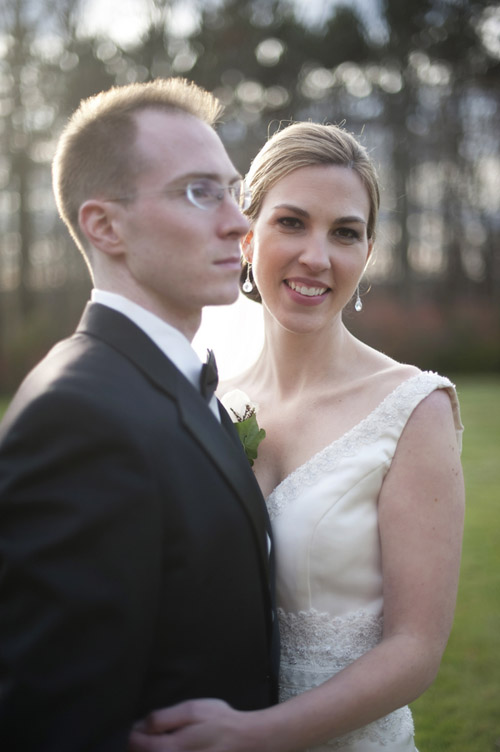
[219,197,250,237]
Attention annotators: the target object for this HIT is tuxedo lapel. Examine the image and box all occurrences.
[77,302,179,400]
[76,303,271,575]
[175,383,271,569]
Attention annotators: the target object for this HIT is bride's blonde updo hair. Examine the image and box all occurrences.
[240,121,380,302]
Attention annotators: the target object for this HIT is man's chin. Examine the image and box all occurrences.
[205,285,241,308]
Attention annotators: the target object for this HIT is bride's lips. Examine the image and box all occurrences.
[284,278,330,306]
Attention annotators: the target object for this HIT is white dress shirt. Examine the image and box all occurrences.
[91,290,269,554]
[91,290,220,420]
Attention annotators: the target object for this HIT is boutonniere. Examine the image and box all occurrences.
[220,389,266,466]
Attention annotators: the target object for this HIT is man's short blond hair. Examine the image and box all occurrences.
[52,77,223,258]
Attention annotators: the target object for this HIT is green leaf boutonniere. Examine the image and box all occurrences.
[221,389,266,466]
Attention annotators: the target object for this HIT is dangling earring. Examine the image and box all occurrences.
[242,263,253,293]
[354,286,363,312]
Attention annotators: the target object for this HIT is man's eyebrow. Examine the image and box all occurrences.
[169,172,243,185]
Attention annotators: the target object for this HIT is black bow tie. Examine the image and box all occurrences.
[200,349,218,402]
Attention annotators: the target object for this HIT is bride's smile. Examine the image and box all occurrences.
[245,163,373,335]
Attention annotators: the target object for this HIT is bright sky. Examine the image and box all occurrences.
[192,294,265,381]
[78,0,384,47]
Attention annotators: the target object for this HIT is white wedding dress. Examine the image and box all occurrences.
[265,372,463,751]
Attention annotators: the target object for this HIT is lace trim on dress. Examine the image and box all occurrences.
[278,608,415,749]
[266,371,454,521]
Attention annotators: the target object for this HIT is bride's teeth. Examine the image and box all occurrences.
[287,280,327,297]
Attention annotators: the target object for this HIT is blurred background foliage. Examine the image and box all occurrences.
[1,0,500,391]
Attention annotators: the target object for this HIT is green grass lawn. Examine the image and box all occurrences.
[411,375,500,751]
[1,377,499,748]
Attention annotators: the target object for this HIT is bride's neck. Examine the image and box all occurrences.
[249,320,358,400]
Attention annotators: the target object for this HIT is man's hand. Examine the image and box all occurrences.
[128,698,267,752]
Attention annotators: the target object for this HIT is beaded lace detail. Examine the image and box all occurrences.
[278,608,415,749]
[266,371,455,521]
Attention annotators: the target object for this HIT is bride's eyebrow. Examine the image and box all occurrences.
[272,204,309,216]
[271,206,367,226]
[334,216,367,225]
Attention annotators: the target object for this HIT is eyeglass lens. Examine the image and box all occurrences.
[186,179,250,210]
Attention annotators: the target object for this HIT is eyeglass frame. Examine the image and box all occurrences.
[101,176,251,212]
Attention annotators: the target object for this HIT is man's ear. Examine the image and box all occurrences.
[240,230,254,263]
[78,200,123,256]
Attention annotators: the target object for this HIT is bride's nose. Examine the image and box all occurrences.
[298,235,331,272]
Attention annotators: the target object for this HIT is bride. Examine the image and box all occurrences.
[129,122,465,751]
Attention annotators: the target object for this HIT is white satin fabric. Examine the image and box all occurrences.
[266,372,463,751]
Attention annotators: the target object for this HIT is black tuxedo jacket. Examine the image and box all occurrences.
[0,303,279,751]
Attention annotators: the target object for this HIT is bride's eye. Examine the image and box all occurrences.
[335,227,361,242]
[277,216,304,229]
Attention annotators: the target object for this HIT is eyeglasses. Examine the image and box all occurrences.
[187,178,251,211]
[104,178,251,211]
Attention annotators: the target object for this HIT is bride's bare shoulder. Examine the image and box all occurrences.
[381,360,422,385]
[354,342,422,396]
[357,338,419,376]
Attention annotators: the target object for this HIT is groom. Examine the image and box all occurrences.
[0,78,278,750]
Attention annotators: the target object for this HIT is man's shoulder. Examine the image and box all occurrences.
[2,330,142,429]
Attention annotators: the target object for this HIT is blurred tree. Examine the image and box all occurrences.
[0,0,499,390]
[320,5,374,66]
[0,0,112,388]
[0,0,63,381]
[375,0,433,294]
[364,0,500,299]
[188,0,320,166]
[1,0,40,318]
[185,0,377,168]
[425,0,500,300]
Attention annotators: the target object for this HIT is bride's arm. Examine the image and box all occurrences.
[129,389,465,752]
